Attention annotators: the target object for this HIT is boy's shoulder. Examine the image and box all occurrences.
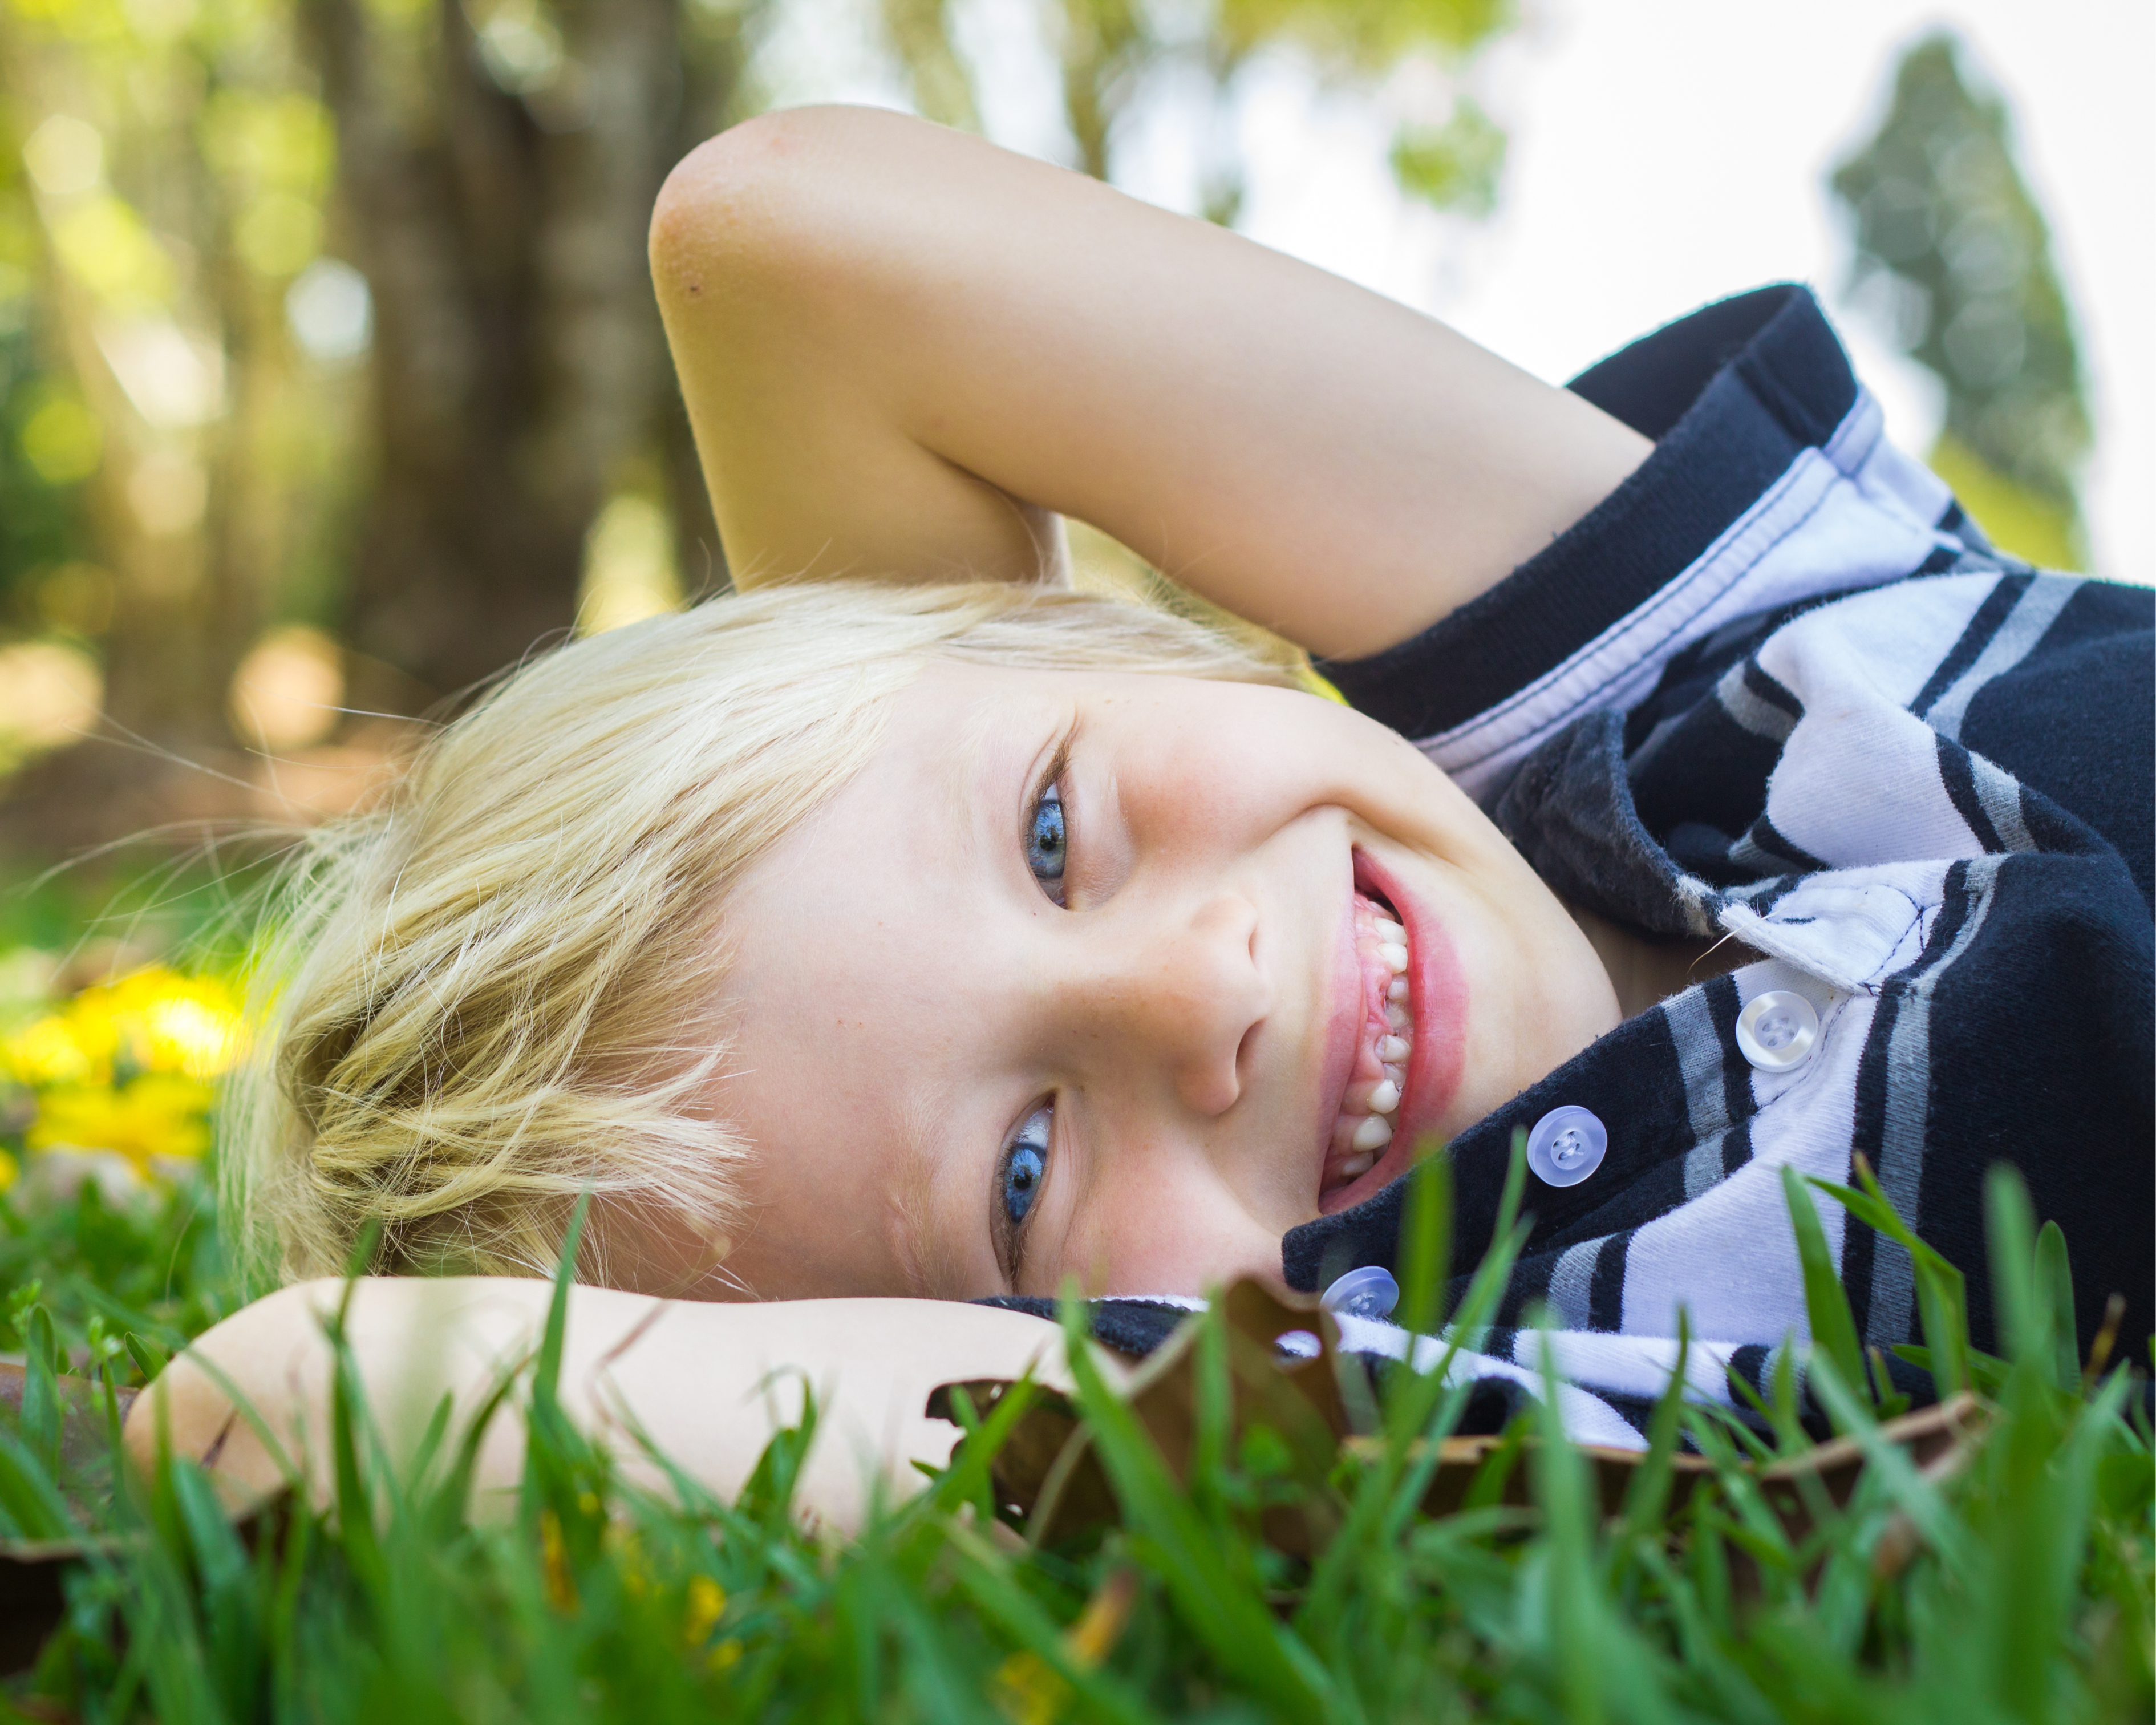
[1314,283,2094,801]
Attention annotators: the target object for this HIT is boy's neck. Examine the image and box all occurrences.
[1566,904,1757,1020]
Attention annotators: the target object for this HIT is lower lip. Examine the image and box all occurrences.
[1320,851,1468,1213]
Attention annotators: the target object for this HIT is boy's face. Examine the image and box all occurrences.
[705,661,1619,1303]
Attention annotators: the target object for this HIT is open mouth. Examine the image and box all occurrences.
[1318,885,1415,1201]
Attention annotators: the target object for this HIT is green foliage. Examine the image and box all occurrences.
[0,1151,2148,1722]
[0,1170,234,1363]
[1831,31,2088,564]
[1389,95,1505,217]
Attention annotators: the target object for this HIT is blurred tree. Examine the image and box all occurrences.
[305,0,752,710]
[0,0,350,843]
[1832,32,2089,569]
[880,0,978,132]
[0,0,1510,849]
[0,172,91,641]
[880,0,1513,229]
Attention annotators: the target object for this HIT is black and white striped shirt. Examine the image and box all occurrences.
[1019,286,2153,1445]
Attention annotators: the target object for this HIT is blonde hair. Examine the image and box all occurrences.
[228,580,1298,1288]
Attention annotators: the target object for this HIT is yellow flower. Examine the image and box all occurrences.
[540,1509,577,1612]
[91,967,246,1079]
[683,1574,727,1647]
[5,1012,94,1087]
[991,1651,1067,1725]
[990,1568,1138,1725]
[5,963,242,1092]
[0,1149,16,1193]
[28,1071,216,1165]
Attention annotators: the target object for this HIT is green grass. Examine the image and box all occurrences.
[0,1152,2148,1724]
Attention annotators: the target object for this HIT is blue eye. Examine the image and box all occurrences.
[1026,784,1067,902]
[1000,1106,1051,1228]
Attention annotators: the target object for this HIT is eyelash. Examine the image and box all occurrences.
[996,1100,1053,1282]
[1024,743,1073,908]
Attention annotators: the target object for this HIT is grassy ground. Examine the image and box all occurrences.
[0,1151,2148,1722]
[0,869,2149,1723]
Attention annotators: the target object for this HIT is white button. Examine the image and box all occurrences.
[1320,1265,1399,1321]
[1736,990,1819,1072]
[1526,1104,1606,1188]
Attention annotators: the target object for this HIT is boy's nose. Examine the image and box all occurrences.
[1065,890,1266,1117]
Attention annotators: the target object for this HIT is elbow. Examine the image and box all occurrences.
[650,115,781,293]
[649,106,937,308]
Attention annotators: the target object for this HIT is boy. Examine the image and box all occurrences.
[141,107,2151,1526]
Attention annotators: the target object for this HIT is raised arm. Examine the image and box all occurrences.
[126,1278,1083,1535]
[650,104,1650,660]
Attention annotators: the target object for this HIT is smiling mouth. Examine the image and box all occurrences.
[1320,888,1413,1200]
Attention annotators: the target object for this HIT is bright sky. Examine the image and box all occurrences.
[761,0,2155,581]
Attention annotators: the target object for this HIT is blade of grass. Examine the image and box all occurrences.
[0,1426,76,1540]
[1805,1353,1972,1572]
[1057,1298,1331,1724]
[1304,1136,1532,1644]
[1780,1165,1868,1419]
[22,1302,61,1476]
[1985,1162,2043,1370]
[2034,1220,2079,1395]
[1617,1307,1692,1542]
[942,1522,1158,1725]
[1812,1157,1971,1399]
[1530,1321,1604,1725]
[1395,1140,1450,1341]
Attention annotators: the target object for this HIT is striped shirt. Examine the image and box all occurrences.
[1012,286,2153,1445]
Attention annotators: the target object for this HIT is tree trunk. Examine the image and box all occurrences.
[305,0,697,711]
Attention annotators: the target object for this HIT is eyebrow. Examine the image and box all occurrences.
[949,694,1012,868]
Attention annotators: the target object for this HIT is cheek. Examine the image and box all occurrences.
[1053,1155,1290,1298]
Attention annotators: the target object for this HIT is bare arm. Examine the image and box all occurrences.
[125,1279,1089,1536]
[651,104,1650,660]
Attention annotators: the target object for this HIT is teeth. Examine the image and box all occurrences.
[1327,895,1425,1190]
